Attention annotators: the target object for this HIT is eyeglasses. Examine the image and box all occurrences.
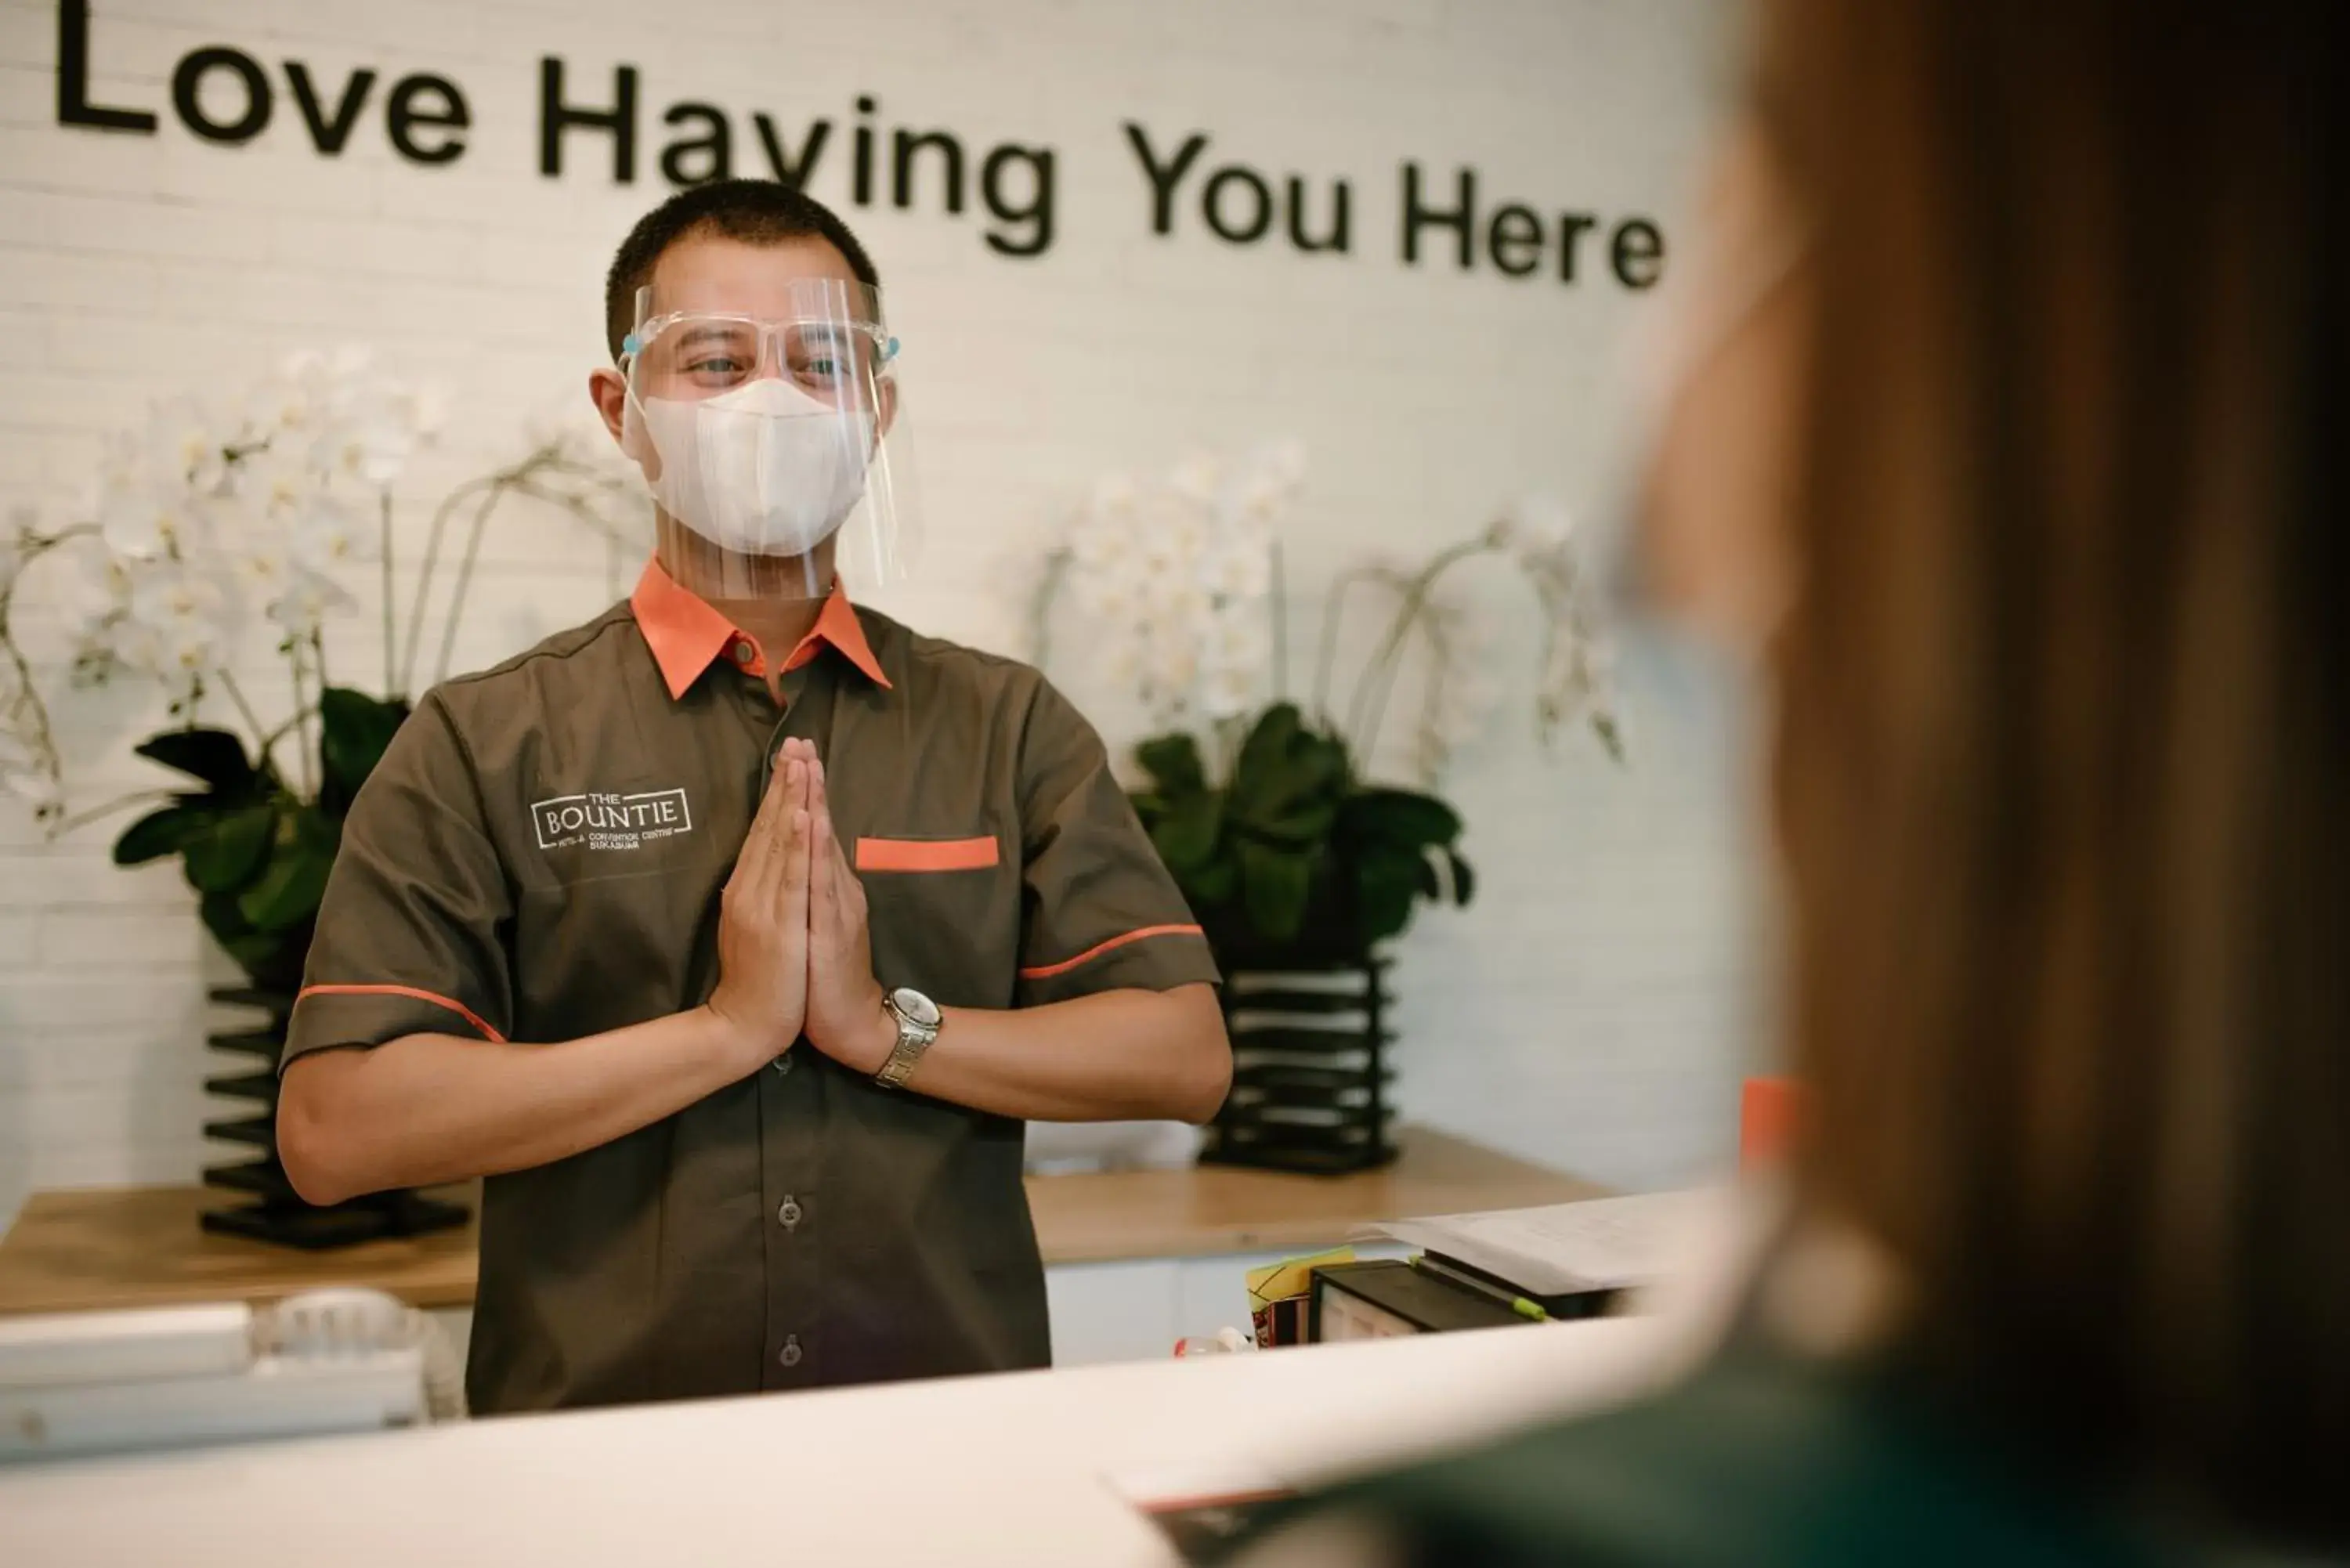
[623,313,902,403]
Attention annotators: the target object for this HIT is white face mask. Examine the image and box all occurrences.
[631,377,875,558]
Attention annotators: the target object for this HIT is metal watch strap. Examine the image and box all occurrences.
[874,990,939,1089]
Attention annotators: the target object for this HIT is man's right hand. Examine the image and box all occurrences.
[704,739,815,1072]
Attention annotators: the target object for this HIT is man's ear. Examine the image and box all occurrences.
[875,376,899,440]
[588,367,630,446]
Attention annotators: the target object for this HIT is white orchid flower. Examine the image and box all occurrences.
[309,403,414,488]
[158,625,224,680]
[253,374,321,435]
[98,482,203,561]
[1166,453,1223,508]
[1205,605,1271,668]
[279,348,329,386]
[1144,575,1210,628]
[1253,438,1307,492]
[1497,493,1574,550]
[1201,663,1259,721]
[1224,470,1291,528]
[142,397,232,493]
[1069,511,1134,573]
[128,569,227,634]
[1071,569,1139,622]
[235,441,318,519]
[1104,641,1144,687]
[1195,536,1272,601]
[1084,472,1139,522]
[399,381,450,440]
[110,611,218,692]
[287,491,368,573]
[52,538,129,634]
[1141,508,1209,575]
[327,343,378,385]
[267,570,357,634]
[231,533,298,601]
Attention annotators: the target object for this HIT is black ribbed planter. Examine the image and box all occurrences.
[1198,922,1397,1175]
[203,985,468,1250]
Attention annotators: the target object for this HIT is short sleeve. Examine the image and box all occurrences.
[281,693,515,1071]
[1014,678,1220,1006]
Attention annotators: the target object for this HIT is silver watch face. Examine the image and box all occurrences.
[891,987,941,1028]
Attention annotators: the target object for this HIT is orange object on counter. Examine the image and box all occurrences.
[1741,1078,1802,1169]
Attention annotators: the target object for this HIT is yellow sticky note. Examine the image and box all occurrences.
[1246,1247,1354,1315]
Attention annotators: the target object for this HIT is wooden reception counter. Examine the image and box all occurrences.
[0,1125,1602,1317]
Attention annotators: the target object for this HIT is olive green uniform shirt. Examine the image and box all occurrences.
[284,560,1217,1414]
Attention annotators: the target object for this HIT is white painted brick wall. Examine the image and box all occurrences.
[0,0,1754,1226]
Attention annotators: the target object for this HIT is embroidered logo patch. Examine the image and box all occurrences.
[532,789,694,852]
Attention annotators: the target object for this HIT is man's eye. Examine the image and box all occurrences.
[687,356,748,377]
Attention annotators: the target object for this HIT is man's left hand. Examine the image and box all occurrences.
[803,753,896,1075]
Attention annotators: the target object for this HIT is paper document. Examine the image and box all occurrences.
[1368,1191,1704,1297]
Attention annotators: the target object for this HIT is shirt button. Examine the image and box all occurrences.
[777,1195,802,1230]
[733,638,757,666]
[779,1335,803,1368]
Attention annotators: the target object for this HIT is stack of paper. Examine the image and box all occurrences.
[1367,1191,1704,1298]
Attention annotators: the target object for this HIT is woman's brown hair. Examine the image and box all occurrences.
[1761,0,2345,1545]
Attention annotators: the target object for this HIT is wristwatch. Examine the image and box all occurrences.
[873,986,942,1089]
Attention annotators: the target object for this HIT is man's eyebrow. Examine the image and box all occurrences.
[671,323,750,351]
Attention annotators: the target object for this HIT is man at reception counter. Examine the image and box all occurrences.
[273,179,1232,1414]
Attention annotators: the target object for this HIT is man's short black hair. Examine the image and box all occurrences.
[603,179,881,359]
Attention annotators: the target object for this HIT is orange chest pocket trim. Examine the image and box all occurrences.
[854,835,1002,873]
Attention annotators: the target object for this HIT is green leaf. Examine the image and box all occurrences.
[134,728,256,796]
[318,688,410,815]
[1133,732,1207,797]
[1228,712,1348,841]
[237,807,340,934]
[181,804,276,892]
[1238,839,1314,942]
[197,888,256,949]
[1446,849,1476,906]
[1234,703,1303,784]
[1354,844,1425,945]
[1183,855,1239,909]
[112,803,210,866]
[1148,789,1224,871]
[1343,787,1463,849]
[198,887,307,987]
[1247,797,1338,847]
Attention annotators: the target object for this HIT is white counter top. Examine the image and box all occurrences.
[3,1317,1677,1567]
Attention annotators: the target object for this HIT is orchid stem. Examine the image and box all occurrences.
[215,669,277,775]
[52,787,179,835]
[401,476,498,700]
[432,479,508,688]
[378,489,395,697]
[1269,540,1289,703]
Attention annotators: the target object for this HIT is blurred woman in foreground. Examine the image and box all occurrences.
[1238,0,2346,1561]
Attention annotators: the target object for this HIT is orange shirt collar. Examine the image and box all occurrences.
[631,557,891,700]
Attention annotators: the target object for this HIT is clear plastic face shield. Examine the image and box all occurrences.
[619,276,919,602]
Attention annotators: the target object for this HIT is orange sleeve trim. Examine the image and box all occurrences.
[855,836,1000,873]
[295,984,508,1044]
[1018,923,1206,981]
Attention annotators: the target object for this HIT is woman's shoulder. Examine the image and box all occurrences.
[1248,1349,2167,1568]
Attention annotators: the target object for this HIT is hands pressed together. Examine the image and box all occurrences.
[704,738,899,1078]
